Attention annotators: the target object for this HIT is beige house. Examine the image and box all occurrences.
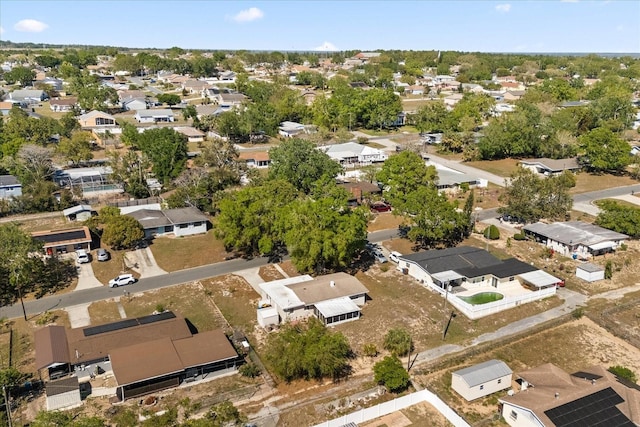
[77,110,117,128]
[451,360,512,401]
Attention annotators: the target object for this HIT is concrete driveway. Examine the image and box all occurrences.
[125,246,167,278]
[75,262,104,290]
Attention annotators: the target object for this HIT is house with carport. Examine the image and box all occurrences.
[258,273,369,326]
[318,142,388,166]
[518,157,581,176]
[397,247,560,319]
[451,359,512,401]
[32,226,92,256]
[523,221,629,259]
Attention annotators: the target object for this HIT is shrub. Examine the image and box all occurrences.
[356,136,369,144]
[363,343,378,358]
[239,363,261,378]
[484,224,500,240]
[608,365,637,383]
[36,311,55,325]
[513,232,526,241]
[155,303,165,313]
[383,328,413,357]
[605,260,613,279]
[373,356,410,393]
[572,307,584,319]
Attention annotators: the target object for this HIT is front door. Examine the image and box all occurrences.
[492,277,498,288]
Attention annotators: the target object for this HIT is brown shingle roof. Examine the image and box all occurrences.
[287,272,369,305]
[109,337,184,386]
[173,329,237,368]
[35,326,70,370]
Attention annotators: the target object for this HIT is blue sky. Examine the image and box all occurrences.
[0,1,638,53]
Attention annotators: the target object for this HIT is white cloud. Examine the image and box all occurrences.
[0,26,4,35]
[560,0,579,3]
[231,7,264,23]
[14,19,49,32]
[314,41,338,51]
[495,3,511,12]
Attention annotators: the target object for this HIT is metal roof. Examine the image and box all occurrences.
[523,221,628,247]
[518,270,561,288]
[315,297,361,318]
[577,262,604,273]
[453,359,512,387]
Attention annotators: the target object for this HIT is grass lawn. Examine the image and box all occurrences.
[32,102,66,119]
[16,214,68,233]
[91,250,133,285]
[464,158,520,177]
[278,260,300,277]
[401,99,438,112]
[200,274,261,334]
[87,300,123,325]
[259,265,284,282]
[367,211,404,232]
[149,230,228,272]
[570,172,638,194]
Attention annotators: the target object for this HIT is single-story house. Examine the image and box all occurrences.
[122,98,148,111]
[576,262,605,282]
[337,181,382,206]
[50,98,78,112]
[238,151,271,168]
[499,364,640,427]
[278,121,307,138]
[32,226,92,255]
[38,77,64,91]
[182,79,209,94]
[126,207,209,238]
[503,90,526,102]
[54,167,122,196]
[405,85,425,95]
[6,89,47,105]
[34,312,241,401]
[433,166,480,192]
[0,174,22,199]
[45,377,82,411]
[213,92,246,108]
[451,360,512,401]
[523,221,629,259]
[174,126,205,143]
[258,273,369,326]
[134,109,174,123]
[318,142,388,165]
[77,110,117,128]
[63,204,93,222]
[559,100,591,108]
[444,93,464,107]
[518,158,581,176]
[0,101,14,115]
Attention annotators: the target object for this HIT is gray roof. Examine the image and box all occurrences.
[436,168,478,187]
[136,108,174,118]
[8,89,45,100]
[577,262,604,273]
[45,376,79,397]
[0,174,20,187]
[519,157,581,172]
[62,204,92,217]
[453,359,512,387]
[523,221,629,247]
[163,207,208,224]
[127,207,208,230]
[399,246,503,275]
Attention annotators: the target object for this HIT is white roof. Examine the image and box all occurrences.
[63,205,92,216]
[318,142,384,160]
[588,241,615,251]
[432,270,465,283]
[315,297,361,318]
[136,109,174,118]
[259,275,313,310]
[518,270,561,288]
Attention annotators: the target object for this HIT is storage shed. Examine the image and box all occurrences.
[576,263,605,282]
[257,306,279,328]
[451,359,512,401]
[46,376,82,411]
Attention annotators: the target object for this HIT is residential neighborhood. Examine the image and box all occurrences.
[1,2,640,426]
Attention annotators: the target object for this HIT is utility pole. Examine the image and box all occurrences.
[2,385,12,427]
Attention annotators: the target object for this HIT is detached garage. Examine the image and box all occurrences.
[576,263,605,282]
[46,377,81,411]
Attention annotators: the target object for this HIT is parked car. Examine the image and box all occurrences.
[370,202,392,213]
[76,249,90,264]
[389,251,402,263]
[96,248,109,262]
[556,279,565,288]
[373,251,388,263]
[108,274,136,288]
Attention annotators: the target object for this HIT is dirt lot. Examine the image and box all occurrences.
[368,212,405,232]
[259,264,285,282]
[149,231,228,272]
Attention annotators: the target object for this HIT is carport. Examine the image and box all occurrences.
[518,270,561,290]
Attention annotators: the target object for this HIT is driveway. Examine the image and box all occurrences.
[75,263,104,290]
[125,247,167,278]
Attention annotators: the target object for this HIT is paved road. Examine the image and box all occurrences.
[0,230,400,320]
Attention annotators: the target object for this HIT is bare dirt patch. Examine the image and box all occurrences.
[464,158,520,177]
[87,299,124,325]
[368,212,405,232]
[200,275,261,334]
[278,260,301,277]
[258,265,284,282]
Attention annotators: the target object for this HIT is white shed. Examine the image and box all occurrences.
[257,306,279,328]
[576,262,605,282]
[451,359,512,401]
[45,376,82,411]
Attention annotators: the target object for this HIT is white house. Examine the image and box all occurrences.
[258,273,369,326]
[122,98,148,111]
[126,207,209,238]
[576,262,605,282]
[0,174,22,199]
[523,221,629,259]
[518,158,581,176]
[318,142,388,165]
[278,121,309,138]
[134,109,174,123]
[500,364,640,427]
[174,126,205,143]
[63,204,93,222]
[451,360,512,401]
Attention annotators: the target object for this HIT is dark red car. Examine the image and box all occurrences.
[370,202,392,213]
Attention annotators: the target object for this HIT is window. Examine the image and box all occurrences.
[509,276,514,281]
[510,410,518,421]
[479,385,484,390]
[498,379,502,384]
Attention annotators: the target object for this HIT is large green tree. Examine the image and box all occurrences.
[136,128,188,184]
[3,66,36,86]
[595,201,640,238]
[373,356,411,393]
[70,71,118,111]
[57,130,93,166]
[269,138,343,195]
[578,127,630,173]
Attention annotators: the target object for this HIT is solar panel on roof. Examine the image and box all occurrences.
[83,319,138,336]
[571,371,603,381]
[544,387,635,427]
[34,230,88,244]
[138,311,176,324]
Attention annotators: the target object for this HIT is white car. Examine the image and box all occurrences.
[109,274,136,288]
[76,249,90,264]
[373,251,388,263]
[389,251,402,263]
